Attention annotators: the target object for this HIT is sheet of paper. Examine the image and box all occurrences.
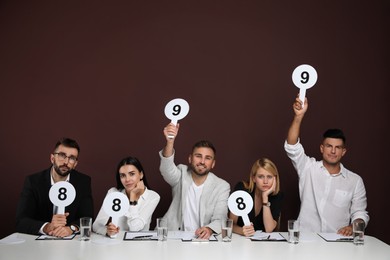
[124,231,157,240]
[168,231,195,240]
[251,232,286,241]
[318,233,353,242]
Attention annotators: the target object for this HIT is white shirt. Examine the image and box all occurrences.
[183,182,204,231]
[284,140,369,232]
[93,187,160,235]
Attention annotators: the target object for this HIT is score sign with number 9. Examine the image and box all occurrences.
[292,64,318,106]
[49,181,76,214]
[164,98,190,125]
[228,190,253,226]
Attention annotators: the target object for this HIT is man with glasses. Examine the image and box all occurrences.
[284,96,369,236]
[16,138,94,237]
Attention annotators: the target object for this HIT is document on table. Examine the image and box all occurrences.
[317,233,353,242]
[124,231,158,241]
[36,234,76,240]
[168,231,218,242]
[250,232,286,241]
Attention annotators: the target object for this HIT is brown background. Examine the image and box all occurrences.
[0,0,389,244]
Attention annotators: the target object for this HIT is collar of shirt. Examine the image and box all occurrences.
[50,172,70,185]
[320,162,347,178]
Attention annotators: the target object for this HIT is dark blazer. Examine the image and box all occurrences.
[15,167,94,235]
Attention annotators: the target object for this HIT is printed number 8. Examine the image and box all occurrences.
[112,199,121,212]
[172,105,181,116]
[236,197,246,210]
[58,187,67,201]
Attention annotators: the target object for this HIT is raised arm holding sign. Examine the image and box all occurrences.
[159,99,230,239]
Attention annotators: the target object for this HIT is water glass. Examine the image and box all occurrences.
[221,219,233,242]
[156,218,168,241]
[79,217,92,241]
[287,219,299,244]
[353,221,365,245]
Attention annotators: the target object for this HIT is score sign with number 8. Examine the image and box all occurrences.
[49,181,76,215]
[102,192,129,224]
[228,190,253,226]
[292,64,318,107]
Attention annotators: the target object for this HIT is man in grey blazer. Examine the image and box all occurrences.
[159,123,230,239]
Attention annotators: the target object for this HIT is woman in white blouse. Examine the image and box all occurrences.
[93,156,160,236]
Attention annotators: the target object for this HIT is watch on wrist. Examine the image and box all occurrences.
[70,225,78,234]
[262,202,271,207]
[129,200,138,206]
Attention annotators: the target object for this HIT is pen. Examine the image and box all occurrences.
[105,216,112,226]
[133,235,153,239]
[337,238,353,241]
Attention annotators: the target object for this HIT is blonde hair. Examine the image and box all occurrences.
[243,158,280,194]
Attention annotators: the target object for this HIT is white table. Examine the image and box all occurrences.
[1,232,389,260]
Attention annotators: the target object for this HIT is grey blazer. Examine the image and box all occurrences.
[159,151,230,233]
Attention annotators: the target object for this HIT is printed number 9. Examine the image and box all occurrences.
[112,199,121,212]
[236,197,246,210]
[172,105,181,116]
[300,71,309,84]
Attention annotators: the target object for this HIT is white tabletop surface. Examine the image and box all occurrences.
[1,232,389,260]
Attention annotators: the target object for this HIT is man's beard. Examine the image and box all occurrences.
[53,163,72,177]
[189,163,210,177]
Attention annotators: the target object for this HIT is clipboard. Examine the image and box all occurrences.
[182,235,218,242]
[317,233,353,242]
[250,232,287,242]
[123,231,158,241]
[36,234,76,240]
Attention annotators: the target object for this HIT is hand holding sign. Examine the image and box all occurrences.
[102,192,130,238]
[228,191,253,226]
[49,181,76,215]
[292,64,318,107]
[164,98,190,138]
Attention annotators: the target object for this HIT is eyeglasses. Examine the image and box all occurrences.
[53,152,78,163]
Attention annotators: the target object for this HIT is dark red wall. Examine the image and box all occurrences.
[1,0,388,244]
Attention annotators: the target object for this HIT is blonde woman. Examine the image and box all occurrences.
[229,158,283,236]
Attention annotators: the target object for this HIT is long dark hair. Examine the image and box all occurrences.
[115,156,150,190]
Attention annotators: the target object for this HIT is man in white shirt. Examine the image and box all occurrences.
[284,96,369,236]
[159,123,230,239]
